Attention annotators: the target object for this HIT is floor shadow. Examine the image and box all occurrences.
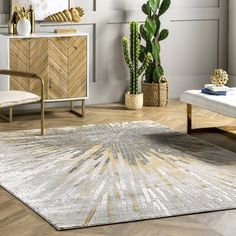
[144,132,236,166]
[192,131,236,154]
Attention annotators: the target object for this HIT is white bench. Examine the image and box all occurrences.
[180,88,236,134]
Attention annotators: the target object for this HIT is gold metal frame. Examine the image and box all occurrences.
[0,107,13,122]
[186,104,236,138]
[0,70,45,135]
[70,100,85,118]
[187,104,192,135]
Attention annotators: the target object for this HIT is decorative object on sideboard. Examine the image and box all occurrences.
[15,7,31,35]
[211,69,229,87]
[29,4,35,34]
[8,5,35,35]
[8,17,14,34]
[44,7,85,22]
[122,21,152,110]
[140,0,171,107]
[16,16,31,35]
[8,6,22,34]
[11,0,68,21]
[44,7,85,34]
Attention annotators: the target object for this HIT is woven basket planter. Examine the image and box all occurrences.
[125,92,143,110]
[142,77,168,107]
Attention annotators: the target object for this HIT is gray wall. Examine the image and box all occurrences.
[0,0,229,104]
[228,0,236,86]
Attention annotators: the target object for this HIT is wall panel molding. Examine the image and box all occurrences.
[0,0,229,103]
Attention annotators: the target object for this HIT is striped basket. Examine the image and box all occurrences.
[125,92,143,110]
[142,76,168,107]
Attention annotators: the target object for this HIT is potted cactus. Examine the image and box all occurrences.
[140,0,171,107]
[122,21,152,110]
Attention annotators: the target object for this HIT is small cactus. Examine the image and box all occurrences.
[122,21,152,95]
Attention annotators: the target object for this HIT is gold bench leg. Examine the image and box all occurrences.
[9,107,13,123]
[187,104,192,135]
[0,107,13,123]
[186,103,235,138]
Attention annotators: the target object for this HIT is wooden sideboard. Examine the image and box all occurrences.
[0,32,89,116]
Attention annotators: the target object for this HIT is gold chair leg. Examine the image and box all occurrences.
[187,104,192,135]
[41,99,45,136]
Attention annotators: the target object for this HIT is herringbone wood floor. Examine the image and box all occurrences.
[0,100,235,236]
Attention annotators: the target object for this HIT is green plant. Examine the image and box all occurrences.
[140,0,171,83]
[122,21,152,95]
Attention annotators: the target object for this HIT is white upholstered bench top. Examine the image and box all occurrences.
[180,88,236,118]
[0,90,40,108]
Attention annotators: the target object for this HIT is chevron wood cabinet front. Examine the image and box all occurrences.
[48,37,68,100]
[30,38,49,98]
[10,39,30,92]
[7,33,88,102]
[68,36,87,98]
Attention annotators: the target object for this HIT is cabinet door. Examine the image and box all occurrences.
[48,37,68,99]
[30,38,49,99]
[68,36,87,98]
[10,39,30,91]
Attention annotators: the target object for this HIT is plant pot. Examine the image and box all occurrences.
[17,18,31,36]
[142,77,168,107]
[125,92,143,110]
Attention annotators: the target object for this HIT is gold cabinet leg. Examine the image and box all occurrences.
[69,100,86,118]
[70,101,74,110]
[82,100,85,118]
[187,104,192,135]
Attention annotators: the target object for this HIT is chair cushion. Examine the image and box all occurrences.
[0,90,40,108]
[180,88,236,118]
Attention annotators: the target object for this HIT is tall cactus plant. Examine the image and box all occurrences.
[122,21,152,95]
[140,0,171,83]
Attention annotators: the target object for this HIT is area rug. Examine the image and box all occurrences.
[0,121,236,230]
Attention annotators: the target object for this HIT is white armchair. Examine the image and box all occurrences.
[0,70,45,135]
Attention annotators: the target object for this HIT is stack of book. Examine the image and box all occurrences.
[201,84,229,96]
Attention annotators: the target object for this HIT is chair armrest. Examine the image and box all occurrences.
[0,69,44,91]
[0,69,38,79]
[0,69,44,101]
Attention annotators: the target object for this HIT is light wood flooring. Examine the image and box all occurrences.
[0,100,235,236]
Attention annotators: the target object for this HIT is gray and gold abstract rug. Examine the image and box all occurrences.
[0,121,236,230]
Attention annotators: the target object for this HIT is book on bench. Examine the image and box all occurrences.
[201,88,227,96]
[204,84,229,92]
